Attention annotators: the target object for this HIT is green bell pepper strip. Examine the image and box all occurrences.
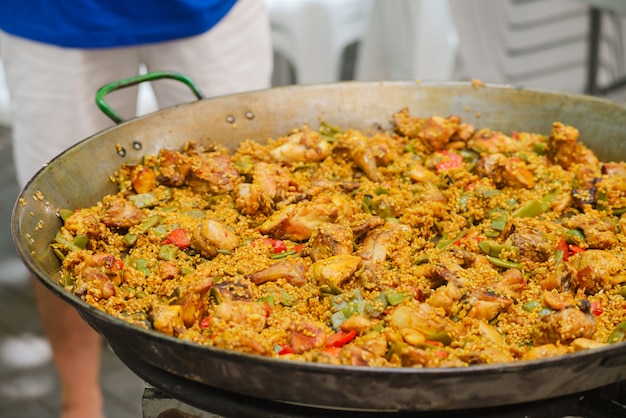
[522,300,541,312]
[72,235,89,249]
[54,232,82,253]
[383,290,412,306]
[490,210,508,231]
[123,233,138,246]
[563,229,586,246]
[512,200,545,218]
[533,141,547,155]
[607,321,626,344]
[158,244,179,261]
[139,215,162,233]
[425,331,452,346]
[478,241,519,260]
[129,257,151,275]
[436,229,468,249]
[486,255,523,269]
[128,192,157,208]
[59,209,75,223]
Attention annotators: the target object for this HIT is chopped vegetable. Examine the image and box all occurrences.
[162,228,191,249]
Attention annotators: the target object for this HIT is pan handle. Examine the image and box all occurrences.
[95,71,206,124]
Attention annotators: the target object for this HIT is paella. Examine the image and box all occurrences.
[50,107,626,368]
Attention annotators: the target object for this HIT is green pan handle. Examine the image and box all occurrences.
[95,71,206,124]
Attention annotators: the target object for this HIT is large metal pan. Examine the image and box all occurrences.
[12,75,626,412]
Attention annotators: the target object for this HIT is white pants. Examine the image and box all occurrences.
[0,0,273,187]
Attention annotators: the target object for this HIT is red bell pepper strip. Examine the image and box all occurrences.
[263,238,287,253]
[162,228,191,249]
[114,258,124,270]
[325,330,357,348]
[434,150,463,172]
[200,316,211,329]
[591,301,603,316]
[278,345,295,355]
[569,244,586,255]
[556,237,569,262]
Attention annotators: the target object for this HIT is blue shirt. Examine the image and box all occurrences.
[0,1,238,48]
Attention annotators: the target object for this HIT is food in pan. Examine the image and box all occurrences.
[52,108,626,368]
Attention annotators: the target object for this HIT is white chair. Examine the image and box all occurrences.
[447,0,626,94]
[354,0,459,82]
[266,0,374,84]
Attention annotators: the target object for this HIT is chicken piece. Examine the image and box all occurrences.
[356,223,411,287]
[426,281,464,315]
[102,196,147,228]
[569,249,622,292]
[417,181,446,203]
[542,291,576,311]
[214,300,268,333]
[547,122,599,170]
[158,260,179,281]
[339,315,373,335]
[129,164,157,194]
[493,268,526,299]
[338,130,382,182]
[175,276,213,327]
[467,292,512,322]
[150,305,185,336]
[157,148,192,187]
[357,223,409,266]
[522,344,569,361]
[246,260,307,286]
[571,337,607,351]
[534,308,595,345]
[269,129,332,163]
[289,320,326,354]
[409,162,437,183]
[387,304,448,336]
[474,153,534,189]
[450,121,476,143]
[309,254,362,288]
[191,218,240,259]
[350,216,386,241]
[537,261,573,292]
[252,162,293,204]
[80,270,116,300]
[234,183,267,216]
[509,225,552,262]
[307,223,354,262]
[339,344,380,366]
[63,210,106,239]
[459,348,514,365]
[563,214,616,249]
[259,202,338,242]
[467,129,522,154]
[392,108,458,151]
[211,279,253,303]
[70,251,123,292]
[189,152,240,195]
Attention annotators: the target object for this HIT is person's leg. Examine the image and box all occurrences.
[143,0,273,107]
[0,32,140,418]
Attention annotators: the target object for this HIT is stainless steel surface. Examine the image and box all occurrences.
[12,81,626,411]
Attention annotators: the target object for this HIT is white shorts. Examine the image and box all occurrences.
[0,0,273,186]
